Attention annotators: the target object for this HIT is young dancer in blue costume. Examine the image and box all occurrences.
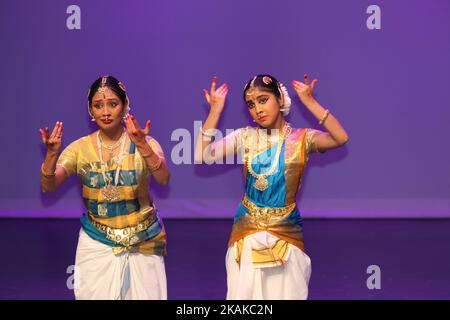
[196,74,349,299]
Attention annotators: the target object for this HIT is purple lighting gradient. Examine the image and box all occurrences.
[0,0,449,218]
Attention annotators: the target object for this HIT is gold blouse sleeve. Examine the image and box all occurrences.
[305,128,324,154]
[205,127,243,163]
[146,136,166,160]
[56,140,79,177]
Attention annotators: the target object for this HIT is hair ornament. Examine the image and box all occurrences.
[262,76,272,85]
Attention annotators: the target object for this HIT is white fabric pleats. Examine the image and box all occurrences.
[226,231,312,300]
[73,229,167,300]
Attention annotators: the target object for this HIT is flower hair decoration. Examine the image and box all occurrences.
[278,82,291,116]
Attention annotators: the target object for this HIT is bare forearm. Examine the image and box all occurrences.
[40,151,58,192]
[303,98,349,144]
[136,143,170,185]
[195,110,222,163]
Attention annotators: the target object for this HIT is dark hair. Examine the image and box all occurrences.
[88,75,127,106]
[242,74,281,101]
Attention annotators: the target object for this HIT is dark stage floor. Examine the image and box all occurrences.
[1,218,449,300]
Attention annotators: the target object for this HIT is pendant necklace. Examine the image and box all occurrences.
[246,123,291,191]
[96,130,127,202]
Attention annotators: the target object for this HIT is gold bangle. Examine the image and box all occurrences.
[138,147,154,158]
[149,157,163,172]
[140,152,153,158]
[41,164,55,177]
[319,109,330,125]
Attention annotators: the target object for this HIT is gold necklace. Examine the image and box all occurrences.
[96,131,127,205]
[256,128,273,151]
[245,123,291,191]
[98,131,125,159]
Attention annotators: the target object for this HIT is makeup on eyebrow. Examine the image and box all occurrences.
[246,94,268,103]
[92,98,119,103]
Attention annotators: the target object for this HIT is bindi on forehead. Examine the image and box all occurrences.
[92,98,119,104]
[246,93,269,100]
[245,87,262,98]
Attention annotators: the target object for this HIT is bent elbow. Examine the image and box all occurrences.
[41,186,55,193]
[156,172,170,185]
[339,135,349,146]
[162,173,170,185]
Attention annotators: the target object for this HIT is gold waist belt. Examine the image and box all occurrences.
[89,215,153,247]
[241,195,296,227]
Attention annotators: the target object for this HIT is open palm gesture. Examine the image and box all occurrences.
[203,76,229,114]
[124,114,150,147]
[292,74,318,105]
[39,121,63,154]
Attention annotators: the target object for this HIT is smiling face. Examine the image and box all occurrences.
[89,87,125,131]
[245,87,284,129]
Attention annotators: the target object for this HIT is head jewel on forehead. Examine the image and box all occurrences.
[97,75,108,98]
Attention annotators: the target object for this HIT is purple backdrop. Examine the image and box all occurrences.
[1,0,449,218]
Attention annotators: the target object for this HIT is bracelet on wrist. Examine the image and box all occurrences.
[149,157,163,172]
[41,163,56,178]
[200,127,217,138]
[137,144,154,158]
[140,151,154,158]
[319,109,330,125]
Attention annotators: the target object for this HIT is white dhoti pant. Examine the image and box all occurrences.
[74,229,167,300]
[226,231,312,300]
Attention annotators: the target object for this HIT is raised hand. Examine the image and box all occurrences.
[292,74,318,105]
[143,120,150,136]
[39,121,63,154]
[124,114,150,147]
[203,76,229,114]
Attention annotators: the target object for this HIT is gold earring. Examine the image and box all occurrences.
[88,105,95,122]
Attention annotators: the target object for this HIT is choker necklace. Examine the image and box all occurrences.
[98,131,125,159]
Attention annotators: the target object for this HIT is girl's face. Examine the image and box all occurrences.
[245,87,283,128]
[89,87,125,131]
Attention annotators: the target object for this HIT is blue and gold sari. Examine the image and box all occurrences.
[57,134,166,256]
[229,126,318,265]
